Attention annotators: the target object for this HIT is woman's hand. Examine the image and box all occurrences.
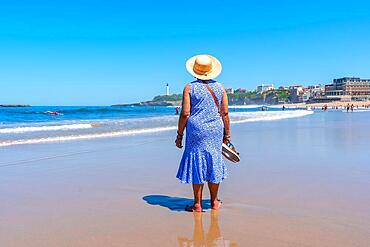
[175,136,183,148]
[175,131,184,148]
[223,135,230,144]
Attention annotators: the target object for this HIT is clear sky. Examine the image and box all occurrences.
[1,0,370,105]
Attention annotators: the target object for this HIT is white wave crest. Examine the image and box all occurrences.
[0,126,177,147]
[230,110,313,123]
[0,123,93,134]
[0,110,313,147]
[229,105,263,109]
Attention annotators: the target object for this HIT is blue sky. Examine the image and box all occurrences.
[1,0,370,105]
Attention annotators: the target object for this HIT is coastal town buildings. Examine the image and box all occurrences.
[288,85,304,103]
[191,76,369,104]
[225,88,248,94]
[256,84,274,93]
[307,85,325,98]
[287,85,324,103]
[325,77,370,101]
[234,88,248,93]
[278,86,289,90]
[225,88,234,94]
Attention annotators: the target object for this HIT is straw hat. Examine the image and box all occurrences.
[186,54,222,80]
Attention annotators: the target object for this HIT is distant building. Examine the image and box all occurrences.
[166,83,170,96]
[302,91,311,102]
[278,86,289,90]
[325,77,370,101]
[307,85,325,99]
[225,88,234,94]
[256,84,274,93]
[234,88,247,93]
[288,85,305,103]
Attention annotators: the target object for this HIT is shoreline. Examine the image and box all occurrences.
[0,110,313,147]
[0,112,369,246]
[278,100,370,108]
[111,100,370,108]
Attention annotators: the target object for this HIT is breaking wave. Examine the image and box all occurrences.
[0,110,313,147]
[0,123,93,134]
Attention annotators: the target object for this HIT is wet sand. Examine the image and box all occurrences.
[0,112,369,246]
[283,100,370,109]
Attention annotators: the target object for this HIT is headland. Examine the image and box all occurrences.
[0,104,30,107]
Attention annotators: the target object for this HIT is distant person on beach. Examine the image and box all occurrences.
[175,54,230,212]
[175,107,179,115]
[322,104,328,112]
[347,104,350,112]
[282,105,285,111]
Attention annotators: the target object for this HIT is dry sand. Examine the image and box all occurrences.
[0,112,369,246]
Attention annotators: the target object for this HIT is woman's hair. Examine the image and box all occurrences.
[196,78,214,83]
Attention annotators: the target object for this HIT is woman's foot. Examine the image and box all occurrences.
[211,199,222,210]
[185,203,202,212]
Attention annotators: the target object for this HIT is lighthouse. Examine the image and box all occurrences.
[166,83,170,96]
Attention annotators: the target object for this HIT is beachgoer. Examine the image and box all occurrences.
[175,107,179,115]
[175,54,229,212]
[347,104,350,112]
[282,105,285,111]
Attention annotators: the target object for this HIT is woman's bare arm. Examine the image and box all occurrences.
[175,84,191,148]
[221,87,230,143]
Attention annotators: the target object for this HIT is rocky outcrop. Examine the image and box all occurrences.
[112,100,181,107]
[0,104,31,107]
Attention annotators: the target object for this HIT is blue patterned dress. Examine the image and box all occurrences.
[176,79,227,184]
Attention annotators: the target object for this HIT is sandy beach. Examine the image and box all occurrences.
[1,111,370,246]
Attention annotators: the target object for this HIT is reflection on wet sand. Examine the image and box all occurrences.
[177,211,239,247]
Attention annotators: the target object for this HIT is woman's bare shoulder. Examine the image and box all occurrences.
[184,80,198,92]
[183,84,191,93]
[215,81,226,91]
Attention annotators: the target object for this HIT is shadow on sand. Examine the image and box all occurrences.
[143,195,211,212]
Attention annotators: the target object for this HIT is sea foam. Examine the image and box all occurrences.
[0,126,176,147]
[0,110,313,147]
[0,123,93,134]
[229,110,313,123]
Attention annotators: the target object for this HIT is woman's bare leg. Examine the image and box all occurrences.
[192,184,204,212]
[208,182,221,210]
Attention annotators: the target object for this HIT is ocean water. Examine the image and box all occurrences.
[0,106,313,147]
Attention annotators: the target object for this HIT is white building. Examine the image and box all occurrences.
[225,88,234,94]
[256,84,274,93]
[166,83,170,96]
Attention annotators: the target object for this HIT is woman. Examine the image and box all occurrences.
[176,54,231,212]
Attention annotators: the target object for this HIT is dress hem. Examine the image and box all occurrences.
[176,175,227,185]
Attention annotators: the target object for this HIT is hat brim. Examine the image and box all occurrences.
[186,54,222,80]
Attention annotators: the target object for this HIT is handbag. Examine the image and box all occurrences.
[204,83,240,163]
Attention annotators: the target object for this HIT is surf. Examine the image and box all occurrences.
[0,110,314,147]
[0,123,93,134]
